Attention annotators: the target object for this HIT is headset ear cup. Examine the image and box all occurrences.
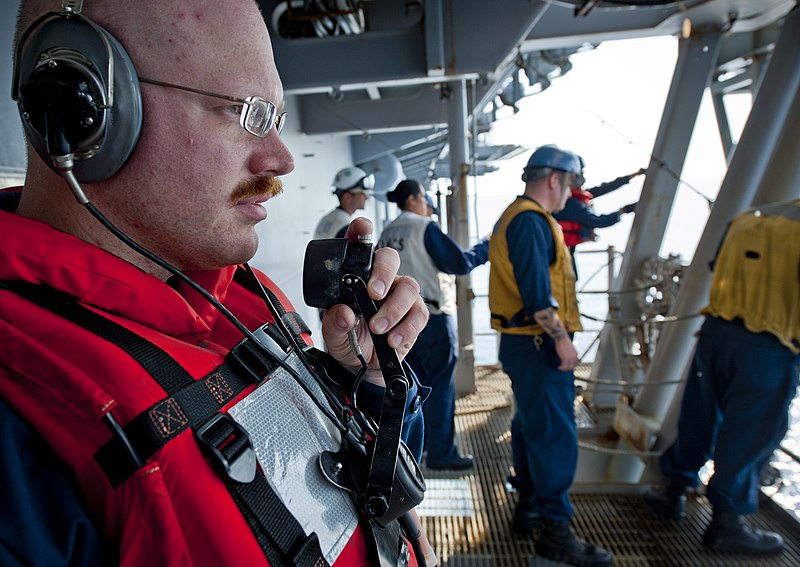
[15,14,142,183]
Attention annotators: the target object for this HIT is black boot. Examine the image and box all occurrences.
[643,484,687,521]
[534,518,614,567]
[703,510,784,555]
[512,494,543,538]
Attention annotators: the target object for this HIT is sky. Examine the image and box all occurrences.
[472,34,750,261]
[459,34,752,364]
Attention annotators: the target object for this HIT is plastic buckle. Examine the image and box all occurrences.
[196,413,257,483]
[229,334,277,384]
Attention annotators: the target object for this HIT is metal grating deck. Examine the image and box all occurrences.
[417,366,800,567]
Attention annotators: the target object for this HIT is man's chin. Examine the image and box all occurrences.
[201,239,260,271]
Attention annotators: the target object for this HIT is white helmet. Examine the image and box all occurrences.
[332,166,375,193]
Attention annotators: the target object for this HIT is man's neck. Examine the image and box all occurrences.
[17,180,174,281]
[522,187,553,213]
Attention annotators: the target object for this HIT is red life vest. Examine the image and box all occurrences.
[0,209,416,567]
[558,188,595,248]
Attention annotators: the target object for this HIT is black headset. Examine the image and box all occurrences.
[12,9,143,182]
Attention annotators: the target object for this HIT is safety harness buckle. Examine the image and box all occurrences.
[196,412,257,484]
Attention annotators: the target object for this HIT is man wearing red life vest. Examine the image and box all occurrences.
[0,1,431,565]
[554,163,644,275]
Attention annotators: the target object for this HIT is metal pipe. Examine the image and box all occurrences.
[446,79,477,396]
[590,28,723,406]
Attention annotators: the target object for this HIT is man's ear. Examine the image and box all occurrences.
[547,171,561,192]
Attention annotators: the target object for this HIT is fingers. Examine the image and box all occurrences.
[367,246,401,301]
[371,275,428,350]
[320,303,359,365]
[320,242,428,367]
[555,339,579,371]
[344,217,373,241]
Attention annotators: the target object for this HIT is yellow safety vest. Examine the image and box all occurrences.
[704,200,800,354]
[489,197,582,335]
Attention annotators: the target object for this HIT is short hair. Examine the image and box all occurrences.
[522,167,557,184]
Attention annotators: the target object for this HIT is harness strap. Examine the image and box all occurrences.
[230,474,329,567]
[1,280,329,567]
[490,310,537,329]
[1,280,194,393]
[94,362,251,487]
[233,267,311,340]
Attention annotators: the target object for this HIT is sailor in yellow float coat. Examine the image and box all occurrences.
[488,145,613,567]
[646,200,800,556]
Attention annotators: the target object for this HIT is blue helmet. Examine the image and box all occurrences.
[522,145,582,181]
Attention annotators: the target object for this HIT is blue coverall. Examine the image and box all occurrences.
[498,208,578,520]
[659,316,799,514]
[402,223,489,468]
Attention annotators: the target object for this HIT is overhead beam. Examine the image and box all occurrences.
[298,86,448,135]
[263,0,552,93]
[351,130,443,164]
[425,0,446,76]
[272,27,427,92]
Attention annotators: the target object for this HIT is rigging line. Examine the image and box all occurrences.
[578,284,667,295]
[576,256,620,293]
[579,311,703,325]
[578,331,601,361]
[579,375,686,387]
[577,440,660,457]
[582,107,716,208]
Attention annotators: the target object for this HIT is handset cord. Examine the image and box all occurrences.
[61,167,352,434]
[240,264,375,438]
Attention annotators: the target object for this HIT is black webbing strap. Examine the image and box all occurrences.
[94,362,252,487]
[1,280,194,394]
[229,473,329,567]
[1,280,329,566]
[490,309,537,329]
[233,267,312,340]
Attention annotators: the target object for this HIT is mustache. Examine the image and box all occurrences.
[230,176,283,204]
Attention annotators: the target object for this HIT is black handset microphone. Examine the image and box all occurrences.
[303,237,426,527]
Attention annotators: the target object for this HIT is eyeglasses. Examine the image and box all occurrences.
[138,77,287,137]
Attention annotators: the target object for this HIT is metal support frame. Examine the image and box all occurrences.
[588,28,723,407]
[0,0,26,175]
[711,91,735,162]
[425,0,445,76]
[445,79,476,396]
[610,7,800,483]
